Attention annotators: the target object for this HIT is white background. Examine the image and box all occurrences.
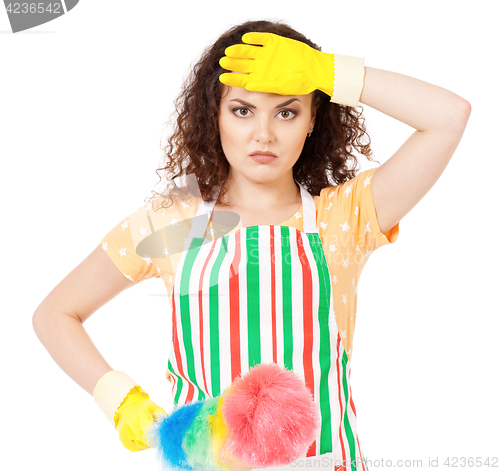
[1,1,499,470]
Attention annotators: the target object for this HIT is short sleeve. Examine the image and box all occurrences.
[100,201,167,283]
[324,166,399,254]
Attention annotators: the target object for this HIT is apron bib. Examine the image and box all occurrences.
[167,184,367,470]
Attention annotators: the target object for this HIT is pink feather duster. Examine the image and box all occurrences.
[219,363,321,468]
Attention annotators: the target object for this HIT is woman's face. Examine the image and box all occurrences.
[218,85,316,188]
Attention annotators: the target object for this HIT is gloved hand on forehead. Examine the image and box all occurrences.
[219,32,365,108]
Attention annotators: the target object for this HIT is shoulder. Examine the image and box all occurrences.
[112,189,202,254]
[148,188,202,223]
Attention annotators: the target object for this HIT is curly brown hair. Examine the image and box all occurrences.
[147,19,377,210]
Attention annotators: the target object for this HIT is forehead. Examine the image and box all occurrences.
[220,85,312,107]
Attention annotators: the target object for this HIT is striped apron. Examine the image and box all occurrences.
[167,184,368,471]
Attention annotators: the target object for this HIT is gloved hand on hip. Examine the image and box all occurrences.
[219,32,365,108]
[93,370,167,452]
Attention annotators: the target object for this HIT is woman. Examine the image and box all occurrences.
[32,19,470,471]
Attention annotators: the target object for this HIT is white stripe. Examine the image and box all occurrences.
[216,236,233,391]
[185,242,207,398]
[328,296,343,461]
[258,227,274,364]
[333,336,349,464]
[238,231,249,374]
[344,356,359,465]
[290,229,305,379]
[274,228,285,365]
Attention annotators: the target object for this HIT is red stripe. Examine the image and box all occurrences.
[351,398,357,415]
[296,231,314,391]
[336,334,347,469]
[350,372,366,471]
[306,440,317,458]
[296,230,315,457]
[198,240,217,396]
[229,230,241,380]
[270,226,277,363]
[349,379,357,416]
[171,285,194,402]
[356,435,367,471]
[169,289,177,397]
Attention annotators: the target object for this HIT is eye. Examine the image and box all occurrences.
[233,107,253,118]
[277,109,297,120]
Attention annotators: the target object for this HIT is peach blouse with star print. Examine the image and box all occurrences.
[100,166,399,361]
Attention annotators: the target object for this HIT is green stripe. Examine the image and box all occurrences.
[307,232,333,453]
[179,237,206,401]
[208,237,227,397]
[246,226,261,367]
[341,350,357,468]
[168,359,184,405]
[281,226,293,370]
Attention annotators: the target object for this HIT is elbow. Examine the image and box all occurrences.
[463,98,472,116]
[33,309,83,335]
[32,309,41,330]
[32,309,47,335]
[458,97,472,120]
[450,97,472,130]
[32,308,58,335]
[32,310,45,343]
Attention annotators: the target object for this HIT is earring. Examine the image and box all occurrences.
[307,128,313,137]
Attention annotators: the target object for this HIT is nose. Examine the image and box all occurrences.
[253,115,274,143]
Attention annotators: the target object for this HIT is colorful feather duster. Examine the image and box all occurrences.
[145,363,320,470]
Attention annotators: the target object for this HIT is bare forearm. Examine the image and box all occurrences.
[33,312,113,396]
[360,66,471,132]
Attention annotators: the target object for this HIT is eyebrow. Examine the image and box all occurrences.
[229,98,300,109]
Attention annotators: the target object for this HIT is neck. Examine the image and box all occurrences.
[219,172,300,210]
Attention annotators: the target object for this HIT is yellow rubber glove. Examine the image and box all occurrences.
[114,385,167,452]
[219,32,365,107]
[93,370,166,452]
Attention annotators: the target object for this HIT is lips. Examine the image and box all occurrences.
[249,151,278,164]
[250,151,278,158]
